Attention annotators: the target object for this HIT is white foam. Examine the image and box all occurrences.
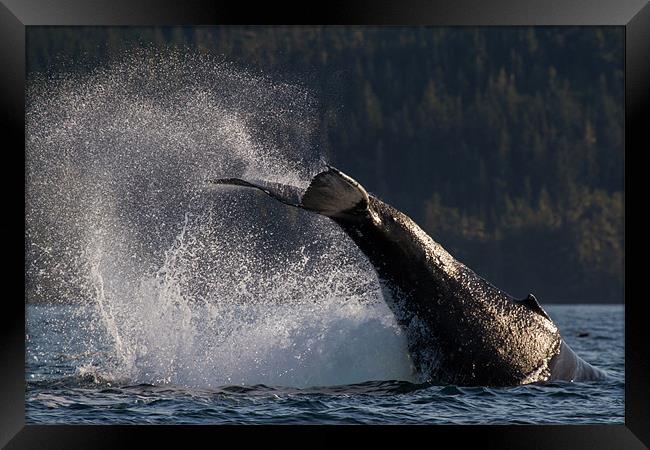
[26,48,416,388]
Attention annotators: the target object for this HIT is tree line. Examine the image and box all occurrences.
[27,26,624,302]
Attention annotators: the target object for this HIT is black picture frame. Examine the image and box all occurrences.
[2,0,647,447]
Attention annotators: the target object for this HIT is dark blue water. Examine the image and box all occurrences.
[26,303,623,424]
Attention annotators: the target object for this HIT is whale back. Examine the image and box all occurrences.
[209,166,607,385]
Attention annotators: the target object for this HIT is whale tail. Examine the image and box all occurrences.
[301,167,370,217]
[207,166,370,219]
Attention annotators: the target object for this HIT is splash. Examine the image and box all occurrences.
[26,48,415,388]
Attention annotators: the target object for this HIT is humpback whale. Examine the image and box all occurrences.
[211,166,607,386]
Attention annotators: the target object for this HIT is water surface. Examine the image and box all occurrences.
[26,303,624,424]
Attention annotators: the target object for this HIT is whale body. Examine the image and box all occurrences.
[211,166,607,386]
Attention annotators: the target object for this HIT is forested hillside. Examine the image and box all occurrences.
[27,27,624,302]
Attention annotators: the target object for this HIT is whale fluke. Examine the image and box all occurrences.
[301,168,369,218]
[208,167,370,219]
[207,177,304,208]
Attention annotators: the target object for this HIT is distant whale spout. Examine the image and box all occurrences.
[210,166,608,386]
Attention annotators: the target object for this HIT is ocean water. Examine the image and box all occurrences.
[26,303,624,424]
